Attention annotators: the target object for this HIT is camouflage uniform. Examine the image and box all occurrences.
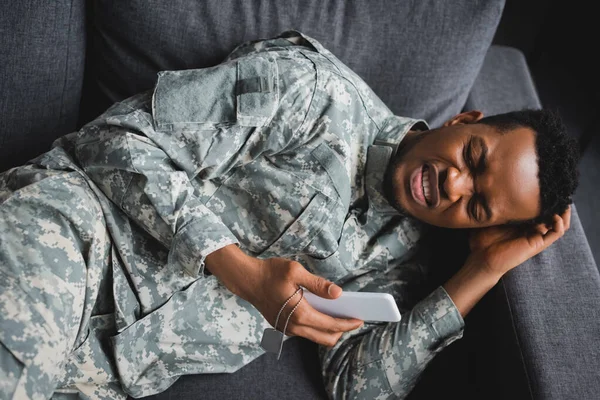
[0,31,464,399]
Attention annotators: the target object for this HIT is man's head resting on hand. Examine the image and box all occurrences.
[383,109,579,229]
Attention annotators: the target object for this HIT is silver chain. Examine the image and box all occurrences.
[273,286,303,332]
[274,286,304,360]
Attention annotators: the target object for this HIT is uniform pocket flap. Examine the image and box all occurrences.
[152,57,277,131]
[259,192,331,258]
[311,142,350,208]
[153,64,237,131]
[236,56,278,126]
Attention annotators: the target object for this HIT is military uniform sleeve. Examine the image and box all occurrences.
[74,48,318,277]
[74,99,238,278]
[319,285,465,399]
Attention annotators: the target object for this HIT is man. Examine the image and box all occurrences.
[0,31,578,399]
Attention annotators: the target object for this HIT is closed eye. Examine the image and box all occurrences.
[463,137,477,220]
[464,136,490,222]
[476,138,488,174]
[468,194,482,222]
[463,137,476,171]
[463,135,492,222]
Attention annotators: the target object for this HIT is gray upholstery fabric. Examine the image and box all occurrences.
[0,0,86,172]
[464,45,542,114]
[143,337,328,400]
[466,46,600,400]
[90,0,504,128]
[499,205,600,400]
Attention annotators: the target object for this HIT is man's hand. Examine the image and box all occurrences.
[468,206,572,276]
[443,206,572,318]
[205,245,364,348]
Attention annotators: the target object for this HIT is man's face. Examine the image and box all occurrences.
[385,111,541,228]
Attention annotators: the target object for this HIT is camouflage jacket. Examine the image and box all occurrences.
[21,31,464,399]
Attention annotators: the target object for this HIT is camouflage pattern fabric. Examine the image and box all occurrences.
[0,31,464,399]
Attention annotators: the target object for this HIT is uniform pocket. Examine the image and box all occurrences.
[301,250,348,282]
[59,314,120,388]
[0,341,25,397]
[236,57,278,126]
[152,57,278,131]
[258,192,332,259]
[310,142,350,209]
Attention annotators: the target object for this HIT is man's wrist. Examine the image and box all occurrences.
[205,244,249,275]
[442,260,502,318]
[466,256,504,281]
[204,244,261,299]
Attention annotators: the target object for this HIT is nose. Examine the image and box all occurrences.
[443,166,473,203]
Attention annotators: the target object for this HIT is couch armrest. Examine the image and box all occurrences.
[500,205,600,400]
[466,45,600,400]
[464,45,541,113]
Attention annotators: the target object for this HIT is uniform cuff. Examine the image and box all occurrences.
[169,215,239,277]
[414,286,465,350]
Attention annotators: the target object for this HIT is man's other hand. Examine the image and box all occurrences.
[468,205,572,276]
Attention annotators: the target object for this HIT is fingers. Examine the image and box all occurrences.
[279,300,363,333]
[543,205,571,240]
[541,213,566,247]
[288,325,345,348]
[534,205,571,239]
[521,206,572,262]
[564,205,572,230]
[534,223,549,236]
[290,262,342,299]
[287,310,363,347]
[296,302,364,332]
[268,261,360,347]
[276,300,363,347]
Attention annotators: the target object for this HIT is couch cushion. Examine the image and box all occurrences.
[87,0,504,128]
[141,337,329,400]
[0,0,86,172]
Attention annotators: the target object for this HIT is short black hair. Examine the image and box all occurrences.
[478,109,579,226]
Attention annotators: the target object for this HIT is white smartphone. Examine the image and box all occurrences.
[302,287,401,322]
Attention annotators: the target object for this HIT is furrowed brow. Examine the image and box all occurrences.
[475,136,488,173]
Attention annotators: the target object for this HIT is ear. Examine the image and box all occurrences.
[443,110,484,127]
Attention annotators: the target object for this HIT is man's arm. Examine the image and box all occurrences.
[319,208,571,399]
[75,50,317,277]
[318,277,466,399]
[76,110,238,277]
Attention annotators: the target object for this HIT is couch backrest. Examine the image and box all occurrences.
[0,1,506,172]
[86,0,505,129]
[0,0,86,172]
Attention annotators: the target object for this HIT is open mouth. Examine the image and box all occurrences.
[422,165,432,205]
[410,163,439,208]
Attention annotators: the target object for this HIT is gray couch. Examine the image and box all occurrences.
[1,1,599,399]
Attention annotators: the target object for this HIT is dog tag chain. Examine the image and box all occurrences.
[260,286,304,360]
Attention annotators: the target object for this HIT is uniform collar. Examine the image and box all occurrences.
[365,116,428,214]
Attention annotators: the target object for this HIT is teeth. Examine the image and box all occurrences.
[422,169,430,203]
